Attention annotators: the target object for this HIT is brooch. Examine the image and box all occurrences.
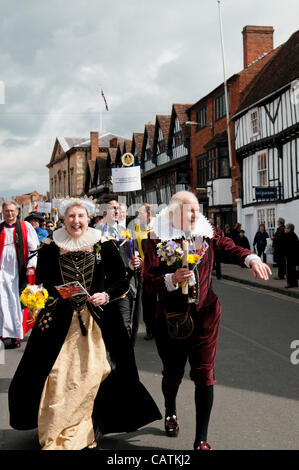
[38,312,53,331]
[95,243,102,264]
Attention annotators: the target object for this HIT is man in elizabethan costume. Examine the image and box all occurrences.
[143,191,271,450]
[0,201,39,349]
[96,193,142,342]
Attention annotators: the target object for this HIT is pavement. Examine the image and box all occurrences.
[214,263,299,299]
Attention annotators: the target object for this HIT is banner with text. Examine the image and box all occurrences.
[112,166,141,192]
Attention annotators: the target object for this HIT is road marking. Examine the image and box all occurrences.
[218,279,299,305]
[221,323,293,364]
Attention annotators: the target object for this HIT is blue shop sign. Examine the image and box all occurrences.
[255,187,277,200]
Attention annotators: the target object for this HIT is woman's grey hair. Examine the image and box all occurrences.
[2,200,19,211]
[286,223,295,231]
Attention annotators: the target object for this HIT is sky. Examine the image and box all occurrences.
[0,0,299,199]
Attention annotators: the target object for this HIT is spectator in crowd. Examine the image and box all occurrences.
[46,220,55,231]
[253,223,269,263]
[135,203,157,340]
[231,223,242,244]
[45,220,55,238]
[96,194,142,342]
[0,201,39,349]
[237,230,250,250]
[118,203,128,231]
[224,224,232,238]
[283,223,299,288]
[25,212,48,243]
[208,219,222,280]
[272,217,286,280]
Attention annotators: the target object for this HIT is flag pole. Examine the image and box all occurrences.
[217,0,233,169]
[99,88,103,135]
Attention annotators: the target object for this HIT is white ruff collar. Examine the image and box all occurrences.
[53,227,103,252]
[149,207,214,241]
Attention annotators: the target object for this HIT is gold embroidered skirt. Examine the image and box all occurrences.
[38,306,110,450]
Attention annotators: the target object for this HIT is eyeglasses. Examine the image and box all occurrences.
[47,225,54,228]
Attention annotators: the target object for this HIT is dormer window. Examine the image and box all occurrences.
[157,128,165,154]
[173,117,183,147]
[145,138,152,161]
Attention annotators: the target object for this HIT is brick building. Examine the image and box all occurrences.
[48,132,125,200]
[13,190,45,220]
[188,25,278,228]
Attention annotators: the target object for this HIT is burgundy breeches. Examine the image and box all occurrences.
[155,298,221,388]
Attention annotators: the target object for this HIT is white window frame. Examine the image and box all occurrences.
[257,152,268,187]
[249,107,260,137]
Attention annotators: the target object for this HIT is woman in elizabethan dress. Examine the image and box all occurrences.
[9,197,161,450]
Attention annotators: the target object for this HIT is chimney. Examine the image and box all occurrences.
[90,131,99,161]
[242,25,274,68]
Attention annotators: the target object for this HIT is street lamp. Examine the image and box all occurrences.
[185,121,213,129]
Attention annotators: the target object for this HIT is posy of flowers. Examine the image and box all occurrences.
[156,240,208,268]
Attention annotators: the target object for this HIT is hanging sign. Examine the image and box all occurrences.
[255,187,277,200]
[121,152,134,167]
[112,166,141,192]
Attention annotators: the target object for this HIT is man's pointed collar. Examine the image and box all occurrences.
[149,207,214,241]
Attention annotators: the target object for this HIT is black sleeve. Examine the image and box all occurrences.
[35,242,60,298]
[101,240,130,301]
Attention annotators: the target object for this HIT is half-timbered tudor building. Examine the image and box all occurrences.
[233,30,299,246]
[113,140,125,168]
[188,25,278,229]
[123,138,133,156]
[131,132,144,167]
[140,121,156,203]
[139,104,191,206]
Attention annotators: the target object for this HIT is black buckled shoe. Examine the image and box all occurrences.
[144,333,153,340]
[3,339,21,349]
[165,415,179,437]
[194,441,211,450]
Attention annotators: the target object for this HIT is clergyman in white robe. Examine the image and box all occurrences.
[0,221,39,340]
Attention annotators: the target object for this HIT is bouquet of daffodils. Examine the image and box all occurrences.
[20,284,49,319]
